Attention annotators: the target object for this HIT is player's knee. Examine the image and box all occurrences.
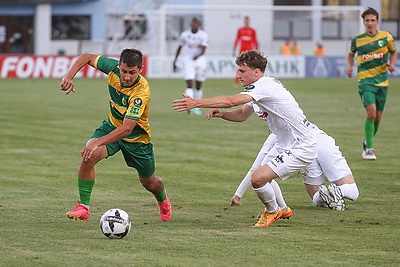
[340,183,359,201]
[80,156,99,168]
[251,171,268,189]
[347,183,359,201]
[139,175,162,192]
[366,108,377,120]
[367,113,377,120]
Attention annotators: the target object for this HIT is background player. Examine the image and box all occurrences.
[173,50,318,228]
[232,16,258,87]
[61,49,172,222]
[347,7,396,160]
[173,17,208,115]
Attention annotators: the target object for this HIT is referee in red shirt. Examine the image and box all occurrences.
[233,16,259,86]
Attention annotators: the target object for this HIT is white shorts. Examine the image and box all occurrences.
[183,56,207,82]
[302,130,352,185]
[261,141,317,180]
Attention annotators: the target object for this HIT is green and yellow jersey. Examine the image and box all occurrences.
[349,31,396,87]
[94,56,151,144]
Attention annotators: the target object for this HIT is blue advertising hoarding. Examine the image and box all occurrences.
[306,56,350,78]
[306,55,400,78]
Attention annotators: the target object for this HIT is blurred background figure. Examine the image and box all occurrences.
[232,15,258,87]
[280,39,292,55]
[173,17,208,115]
[291,39,301,55]
[313,42,325,56]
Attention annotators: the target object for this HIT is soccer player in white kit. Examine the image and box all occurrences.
[173,50,319,227]
[223,102,359,211]
[173,17,208,115]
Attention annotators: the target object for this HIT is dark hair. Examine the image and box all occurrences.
[191,17,200,25]
[361,7,379,20]
[119,48,143,68]
[235,50,267,73]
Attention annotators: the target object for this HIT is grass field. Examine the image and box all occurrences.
[1,77,400,266]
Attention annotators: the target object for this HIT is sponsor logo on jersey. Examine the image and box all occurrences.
[362,53,384,60]
[258,112,268,121]
[134,98,142,107]
[303,118,311,127]
[243,84,255,92]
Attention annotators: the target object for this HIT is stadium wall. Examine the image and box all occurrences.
[2,54,400,79]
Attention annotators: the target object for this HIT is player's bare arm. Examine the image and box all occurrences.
[206,104,254,122]
[346,52,355,78]
[205,109,225,120]
[388,51,397,72]
[61,53,98,94]
[172,93,252,112]
[173,45,182,72]
[81,118,137,161]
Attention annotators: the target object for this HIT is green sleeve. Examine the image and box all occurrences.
[95,56,119,75]
[349,38,357,54]
[387,33,396,53]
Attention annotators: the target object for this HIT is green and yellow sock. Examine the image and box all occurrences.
[154,184,166,203]
[364,118,375,149]
[78,178,95,206]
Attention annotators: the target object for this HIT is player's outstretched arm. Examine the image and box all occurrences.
[60,53,98,94]
[172,93,252,111]
[206,104,254,122]
[205,109,224,119]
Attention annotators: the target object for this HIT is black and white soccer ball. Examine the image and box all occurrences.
[99,208,131,239]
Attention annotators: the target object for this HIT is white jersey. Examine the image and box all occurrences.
[241,76,317,151]
[178,29,208,59]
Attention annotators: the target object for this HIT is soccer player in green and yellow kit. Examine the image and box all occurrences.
[347,7,397,160]
[61,49,172,221]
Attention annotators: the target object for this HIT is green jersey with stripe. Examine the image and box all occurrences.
[349,30,396,87]
[94,56,151,144]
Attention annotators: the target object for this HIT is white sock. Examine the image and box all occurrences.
[184,88,194,98]
[194,88,203,99]
[253,183,278,213]
[338,183,359,200]
[234,170,252,198]
[233,145,270,199]
[270,179,287,209]
[312,192,328,207]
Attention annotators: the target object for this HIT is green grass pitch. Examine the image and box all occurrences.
[0,77,399,266]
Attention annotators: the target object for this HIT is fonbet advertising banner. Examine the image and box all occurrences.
[0,55,148,78]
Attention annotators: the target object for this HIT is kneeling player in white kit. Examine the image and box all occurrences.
[174,50,319,227]
[208,102,359,212]
[173,17,208,115]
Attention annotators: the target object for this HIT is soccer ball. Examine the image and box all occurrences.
[99,208,131,239]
